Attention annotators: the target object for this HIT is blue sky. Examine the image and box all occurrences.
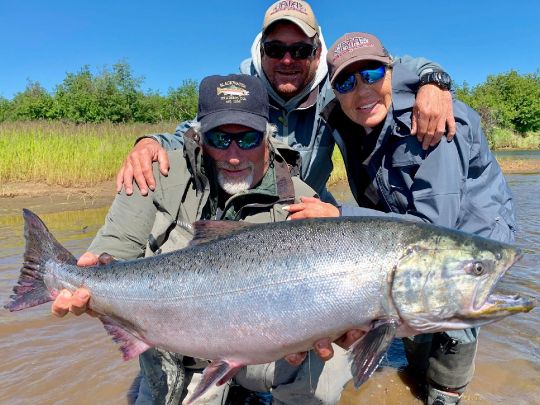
[1,0,538,99]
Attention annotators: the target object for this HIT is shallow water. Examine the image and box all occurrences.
[0,175,539,404]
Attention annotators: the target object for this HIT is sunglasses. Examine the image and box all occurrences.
[333,65,387,94]
[262,41,317,60]
[204,130,264,150]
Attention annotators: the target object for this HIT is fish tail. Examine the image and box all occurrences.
[4,209,77,312]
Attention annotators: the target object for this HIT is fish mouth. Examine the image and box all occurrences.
[472,249,523,311]
[469,293,538,318]
[465,249,538,319]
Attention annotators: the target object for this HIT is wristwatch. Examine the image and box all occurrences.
[419,71,452,91]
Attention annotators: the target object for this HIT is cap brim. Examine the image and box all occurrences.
[330,55,391,85]
[200,110,267,133]
[265,17,317,37]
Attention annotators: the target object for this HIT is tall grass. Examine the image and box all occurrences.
[1,121,538,187]
[0,121,177,186]
[489,128,540,149]
[328,148,346,185]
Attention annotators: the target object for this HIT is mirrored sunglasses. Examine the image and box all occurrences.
[204,130,264,150]
[262,41,317,60]
[333,65,387,94]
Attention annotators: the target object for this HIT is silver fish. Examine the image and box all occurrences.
[5,209,537,404]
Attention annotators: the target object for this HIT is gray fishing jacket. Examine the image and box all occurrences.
[151,29,443,204]
[323,63,516,244]
[90,131,316,258]
[88,130,316,404]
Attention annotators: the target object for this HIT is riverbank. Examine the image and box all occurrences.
[1,158,539,216]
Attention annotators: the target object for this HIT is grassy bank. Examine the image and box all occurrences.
[0,121,177,186]
[1,121,538,188]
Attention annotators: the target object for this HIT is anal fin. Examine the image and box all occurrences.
[348,318,399,388]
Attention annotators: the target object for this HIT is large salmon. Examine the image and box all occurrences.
[4,209,537,404]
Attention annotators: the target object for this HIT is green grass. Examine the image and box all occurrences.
[489,128,540,149]
[0,121,177,186]
[328,147,346,185]
[0,121,538,187]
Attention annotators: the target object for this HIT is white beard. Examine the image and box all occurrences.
[217,166,254,195]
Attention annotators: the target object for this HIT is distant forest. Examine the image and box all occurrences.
[1,62,539,135]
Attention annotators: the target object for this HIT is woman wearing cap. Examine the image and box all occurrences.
[285,32,516,405]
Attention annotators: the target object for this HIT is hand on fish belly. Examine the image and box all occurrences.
[283,196,340,220]
[51,252,114,318]
[284,329,366,366]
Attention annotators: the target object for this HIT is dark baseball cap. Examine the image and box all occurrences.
[198,74,269,133]
[327,32,391,85]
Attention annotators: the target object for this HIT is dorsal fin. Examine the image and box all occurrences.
[189,220,254,246]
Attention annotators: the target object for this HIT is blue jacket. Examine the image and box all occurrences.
[324,64,516,243]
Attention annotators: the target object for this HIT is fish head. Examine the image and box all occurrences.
[390,230,536,334]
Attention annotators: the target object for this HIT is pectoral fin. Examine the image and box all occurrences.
[184,360,243,405]
[348,318,399,388]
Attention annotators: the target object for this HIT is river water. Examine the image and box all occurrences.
[0,174,539,404]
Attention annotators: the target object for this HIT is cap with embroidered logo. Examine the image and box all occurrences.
[198,74,269,133]
[263,0,319,37]
[327,32,391,84]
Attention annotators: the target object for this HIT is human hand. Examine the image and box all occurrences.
[51,252,115,317]
[284,330,365,366]
[411,84,456,150]
[283,197,340,220]
[116,138,170,196]
[51,288,92,317]
[77,252,115,267]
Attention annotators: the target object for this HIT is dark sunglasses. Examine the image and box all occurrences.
[333,65,387,94]
[204,130,264,150]
[262,41,317,60]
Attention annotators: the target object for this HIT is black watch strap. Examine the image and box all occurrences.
[419,71,452,90]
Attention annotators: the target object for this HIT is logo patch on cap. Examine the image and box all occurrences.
[216,81,250,104]
[270,0,308,16]
[332,36,373,61]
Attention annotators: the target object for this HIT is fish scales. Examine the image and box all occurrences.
[5,210,536,404]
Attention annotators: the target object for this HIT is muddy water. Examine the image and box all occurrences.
[1,175,539,405]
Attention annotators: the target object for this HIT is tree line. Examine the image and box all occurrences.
[0,62,198,124]
[1,62,539,136]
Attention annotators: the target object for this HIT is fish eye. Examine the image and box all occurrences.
[472,261,485,276]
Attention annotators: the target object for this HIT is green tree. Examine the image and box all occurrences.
[165,80,199,122]
[9,80,55,120]
[0,96,10,122]
[456,70,540,133]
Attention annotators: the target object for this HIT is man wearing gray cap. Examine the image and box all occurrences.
[116,0,456,206]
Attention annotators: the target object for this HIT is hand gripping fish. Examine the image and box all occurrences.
[5,209,537,404]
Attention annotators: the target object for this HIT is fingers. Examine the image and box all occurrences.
[129,154,149,196]
[51,289,90,317]
[157,148,170,176]
[445,92,456,141]
[284,352,308,366]
[314,338,334,361]
[283,197,340,220]
[120,159,135,195]
[334,329,365,350]
[115,164,125,193]
[414,84,442,150]
[97,253,115,266]
[120,138,163,196]
[77,252,99,267]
